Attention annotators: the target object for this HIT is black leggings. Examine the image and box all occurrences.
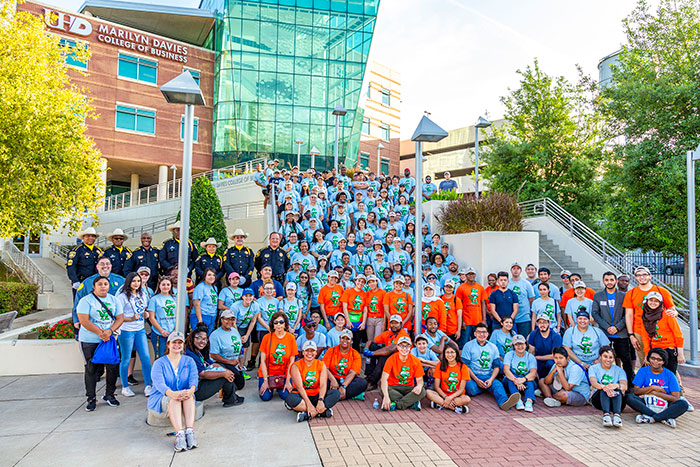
[626,393,689,422]
[663,347,679,374]
[591,389,626,414]
[285,389,341,411]
[609,337,635,384]
[195,377,237,404]
[339,377,368,399]
[220,363,246,390]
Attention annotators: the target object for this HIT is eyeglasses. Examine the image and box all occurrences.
[194,335,208,341]
[648,356,664,362]
[273,320,285,325]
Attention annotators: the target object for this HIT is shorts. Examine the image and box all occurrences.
[262,188,269,196]
[549,385,587,407]
[239,326,252,348]
[148,395,171,419]
[256,330,268,343]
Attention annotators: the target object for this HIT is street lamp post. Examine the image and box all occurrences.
[332,105,347,171]
[310,146,320,170]
[161,71,205,334]
[170,164,177,199]
[687,146,700,365]
[376,142,385,174]
[473,116,491,199]
[410,115,448,335]
[295,138,304,170]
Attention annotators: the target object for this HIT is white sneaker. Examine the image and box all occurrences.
[121,387,135,397]
[454,405,469,415]
[524,400,534,412]
[516,400,525,411]
[144,385,152,397]
[534,388,542,398]
[661,418,677,429]
[635,414,654,424]
[602,414,613,427]
[612,414,622,427]
[543,397,561,407]
[681,396,694,412]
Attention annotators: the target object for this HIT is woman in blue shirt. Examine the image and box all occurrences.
[489,316,516,358]
[218,272,243,312]
[503,335,538,412]
[589,346,627,428]
[148,276,177,358]
[191,268,219,333]
[148,332,200,452]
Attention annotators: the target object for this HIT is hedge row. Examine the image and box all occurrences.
[0,282,37,316]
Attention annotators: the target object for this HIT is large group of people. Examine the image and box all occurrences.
[67,163,694,453]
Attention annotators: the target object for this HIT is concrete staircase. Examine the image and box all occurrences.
[538,233,598,287]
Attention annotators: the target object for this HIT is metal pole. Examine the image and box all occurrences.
[474,126,480,199]
[334,114,340,171]
[414,141,423,335]
[175,104,194,334]
[377,145,381,174]
[687,150,699,365]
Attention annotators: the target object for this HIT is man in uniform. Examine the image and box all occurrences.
[223,228,255,287]
[103,228,131,277]
[194,237,224,284]
[160,221,197,276]
[254,232,289,283]
[124,232,160,290]
[66,227,103,299]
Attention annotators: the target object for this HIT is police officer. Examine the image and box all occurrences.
[124,232,160,290]
[223,228,255,288]
[102,228,132,277]
[160,221,197,276]
[254,232,289,283]
[194,237,224,284]
[66,227,103,298]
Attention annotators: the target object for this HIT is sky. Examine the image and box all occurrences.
[52,0,642,137]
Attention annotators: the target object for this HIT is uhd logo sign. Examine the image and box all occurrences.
[43,8,92,36]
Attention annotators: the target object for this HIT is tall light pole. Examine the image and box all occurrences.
[170,164,177,199]
[295,138,304,170]
[473,116,491,199]
[687,145,700,365]
[332,104,347,171]
[376,142,384,174]
[410,115,448,335]
[310,146,320,170]
[161,71,205,334]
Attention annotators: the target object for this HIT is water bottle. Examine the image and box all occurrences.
[373,398,379,409]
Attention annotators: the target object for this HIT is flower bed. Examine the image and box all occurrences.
[33,320,75,339]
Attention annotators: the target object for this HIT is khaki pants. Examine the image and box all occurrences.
[366,317,385,344]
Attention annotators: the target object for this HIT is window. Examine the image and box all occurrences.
[118,53,157,84]
[380,123,390,141]
[115,105,156,134]
[362,117,370,135]
[359,152,370,170]
[59,38,88,69]
[184,68,200,85]
[381,87,390,106]
[380,157,390,176]
[180,117,200,142]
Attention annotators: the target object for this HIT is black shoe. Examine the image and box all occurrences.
[102,394,120,407]
[223,394,245,407]
[245,359,256,371]
[128,375,140,385]
[85,399,96,412]
[319,408,333,418]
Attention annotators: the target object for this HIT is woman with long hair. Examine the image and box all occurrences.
[258,311,298,401]
[116,272,152,397]
[426,341,471,414]
[148,276,177,358]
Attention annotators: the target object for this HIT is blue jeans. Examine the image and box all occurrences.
[258,377,290,401]
[514,321,530,337]
[151,333,168,359]
[456,325,475,349]
[536,359,554,379]
[190,313,216,334]
[465,377,508,406]
[505,379,536,403]
[118,329,151,387]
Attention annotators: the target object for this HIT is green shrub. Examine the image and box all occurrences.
[0,282,37,315]
[179,177,228,256]
[429,191,463,201]
[436,192,524,234]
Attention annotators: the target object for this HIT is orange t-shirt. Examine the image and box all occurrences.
[341,288,367,324]
[365,288,386,318]
[640,313,684,353]
[560,287,595,310]
[374,329,410,346]
[292,358,325,396]
[484,286,496,306]
[434,362,470,395]
[622,285,675,335]
[421,299,447,332]
[384,290,413,329]
[383,352,425,386]
[456,282,486,326]
[318,283,345,317]
[259,332,298,377]
[441,294,463,335]
[322,346,362,379]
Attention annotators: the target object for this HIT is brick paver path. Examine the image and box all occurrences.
[310,375,700,466]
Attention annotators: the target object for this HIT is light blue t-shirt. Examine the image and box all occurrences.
[193,282,218,316]
[564,297,594,319]
[76,293,123,343]
[508,279,535,323]
[548,362,590,399]
[589,363,627,386]
[209,327,242,360]
[296,332,327,350]
[147,294,177,336]
[562,325,610,365]
[489,329,516,358]
[230,300,260,329]
[218,286,243,309]
[503,350,537,377]
[531,297,558,329]
[326,327,343,348]
[411,347,439,362]
[421,330,448,349]
[461,339,500,378]
[279,297,303,330]
[255,296,280,331]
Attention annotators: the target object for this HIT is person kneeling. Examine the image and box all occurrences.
[286,341,340,422]
[380,336,427,411]
[539,346,590,407]
[148,332,200,452]
[503,334,538,412]
[323,329,368,401]
[426,341,471,414]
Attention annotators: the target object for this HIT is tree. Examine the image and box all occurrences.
[188,177,228,256]
[600,0,700,261]
[482,59,605,222]
[0,1,103,237]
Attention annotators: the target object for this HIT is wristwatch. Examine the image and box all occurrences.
[318,398,324,402]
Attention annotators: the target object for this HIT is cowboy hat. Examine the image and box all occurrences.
[229,228,248,239]
[200,237,222,248]
[106,228,128,241]
[77,227,101,240]
[167,221,181,232]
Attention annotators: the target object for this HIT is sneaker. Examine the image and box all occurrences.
[382,402,396,411]
[454,406,469,415]
[635,414,655,424]
[681,396,694,412]
[246,359,256,371]
[516,400,525,411]
[612,414,622,427]
[500,393,521,411]
[85,398,96,412]
[121,387,135,397]
[410,401,421,411]
[319,408,333,418]
[524,400,533,413]
[174,432,187,452]
[144,385,152,397]
[297,412,310,423]
[543,397,561,408]
[223,395,245,407]
[534,388,542,398]
[242,372,251,381]
[284,401,294,411]
[185,429,198,449]
[102,394,120,407]
[351,392,365,401]
[128,375,139,385]
[661,418,677,429]
[602,414,613,427]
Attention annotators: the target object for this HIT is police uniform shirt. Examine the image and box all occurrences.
[161,238,197,273]
[103,245,132,277]
[223,245,255,286]
[66,243,103,283]
[254,246,290,278]
[124,246,160,277]
[195,252,224,283]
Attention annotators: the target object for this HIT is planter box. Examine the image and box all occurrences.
[17,330,40,340]
[422,200,449,235]
[0,339,84,376]
[443,231,539,283]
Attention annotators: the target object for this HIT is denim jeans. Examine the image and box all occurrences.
[258,377,290,401]
[118,329,152,387]
[505,379,536,403]
[591,389,626,414]
[626,393,689,422]
[465,377,508,406]
[190,313,216,334]
[536,359,554,379]
[456,325,475,349]
[514,321,531,337]
[150,333,168,359]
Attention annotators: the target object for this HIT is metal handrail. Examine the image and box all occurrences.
[539,246,565,272]
[102,156,267,212]
[521,197,691,320]
[2,241,54,293]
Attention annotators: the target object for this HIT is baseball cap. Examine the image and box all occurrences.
[415,335,428,344]
[646,291,663,302]
[220,310,236,319]
[443,282,455,289]
[576,308,590,319]
[355,274,367,282]
[634,266,651,275]
[511,261,521,268]
[137,266,151,274]
[389,314,402,323]
[285,282,297,291]
[228,272,240,280]
[304,317,316,327]
[560,270,572,277]
[460,267,476,275]
[393,277,404,283]
[573,280,586,289]
[242,288,254,296]
[328,270,339,278]
[397,336,412,345]
[512,334,526,345]
[367,275,379,282]
[339,329,353,339]
[292,258,302,265]
[167,331,185,343]
[536,313,551,322]
[302,340,318,351]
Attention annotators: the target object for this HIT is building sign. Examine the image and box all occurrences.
[42,8,188,63]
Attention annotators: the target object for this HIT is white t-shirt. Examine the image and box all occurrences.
[117,290,149,332]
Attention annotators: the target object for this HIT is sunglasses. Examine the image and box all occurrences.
[273,320,285,325]
[306,323,317,328]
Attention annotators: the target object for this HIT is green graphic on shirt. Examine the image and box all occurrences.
[470,288,480,305]
[272,344,286,364]
[230,336,241,355]
[97,302,113,321]
[446,371,459,392]
[545,303,554,320]
[352,295,364,311]
[436,269,444,279]
[504,338,513,354]
[515,361,527,376]
[513,285,521,296]
[601,374,613,384]
[478,351,491,370]
[422,304,431,320]
[653,323,662,340]
[163,300,176,317]
[398,366,411,384]
[210,290,217,305]
[399,254,407,266]
[578,336,593,356]
[369,296,380,312]
[337,358,348,376]
[303,370,317,388]
[302,258,310,271]
[396,298,406,314]
[287,305,298,323]
[331,290,341,306]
